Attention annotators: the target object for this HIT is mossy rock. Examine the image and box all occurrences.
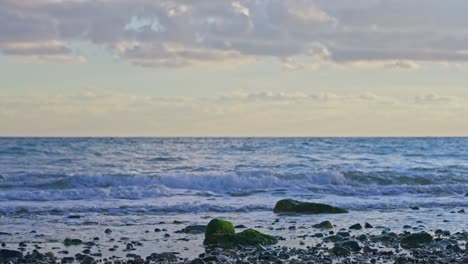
[204,219,277,247]
[234,229,278,246]
[63,238,83,246]
[274,199,348,214]
[205,219,235,236]
[313,221,333,229]
[204,219,235,245]
[400,232,433,249]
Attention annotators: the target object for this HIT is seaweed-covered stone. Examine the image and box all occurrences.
[204,219,235,245]
[400,232,433,249]
[63,238,83,246]
[273,199,348,214]
[313,221,333,229]
[234,229,277,246]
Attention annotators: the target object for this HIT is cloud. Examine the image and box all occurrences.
[1,0,468,67]
[2,90,468,136]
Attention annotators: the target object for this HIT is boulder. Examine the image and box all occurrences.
[203,219,277,247]
[0,249,23,259]
[273,199,348,214]
[313,221,333,229]
[400,232,433,249]
[234,229,277,246]
[203,219,235,245]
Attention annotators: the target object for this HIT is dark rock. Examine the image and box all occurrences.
[458,209,465,213]
[67,215,81,219]
[80,256,96,264]
[235,225,247,229]
[179,225,206,234]
[104,228,112,234]
[409,206,419,210]
[154,228,161,232]
[364,222,373,228]
[313,221,333,229]
[349,223,362,230]
[340,240,361,252]
[61,257,75,263]
[330,246,350,256]
[63,238,83,246]
[0,249,23,259]
[150,252,177,262]
[190,257,205,264]
[273,199,348,214]
[400,232,433,249]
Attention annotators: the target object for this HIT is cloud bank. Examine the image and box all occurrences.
[1,90,468,136]
[2,0,468,67]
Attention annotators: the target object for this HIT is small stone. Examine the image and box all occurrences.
[104,228,112,234]
[364,222,373,228]
[349,223,363,230]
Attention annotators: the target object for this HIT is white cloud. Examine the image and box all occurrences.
[2,0,468,67]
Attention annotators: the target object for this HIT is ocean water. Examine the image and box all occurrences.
[1,137,467,214]
[0,137,467,258]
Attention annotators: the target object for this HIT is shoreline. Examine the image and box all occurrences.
[1,206,467,263]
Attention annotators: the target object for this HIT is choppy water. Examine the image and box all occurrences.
[0,137,467,215]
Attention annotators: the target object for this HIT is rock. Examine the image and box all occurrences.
[150,252,177,262]
[234,229,278,246]
[63,238,83,246]
[313,221,333,229]
[190,258,205,264]
[235,225,247,229]
[364,222,373,228]
[349,223,363,230]
[340,240,361,252]
[273,199,348,214]
[400,232,433,249]
[104,228,112,234]
[80,256,96,264]
[61,257,75,263]
[67,215,81,219]
[330,246,350,256]
[179,225,206,234]
[458,209,465,213]
[409,206,419,210]
[203,219,235,245]
[0,249,23,259]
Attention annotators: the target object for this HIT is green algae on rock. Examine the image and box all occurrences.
[234,229,278,246]
[274,199,348,214]
[313,221,334,229]
[204,219,277,247]
[400,232,433,249]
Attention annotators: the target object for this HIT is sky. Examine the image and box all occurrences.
[1,0,468,136]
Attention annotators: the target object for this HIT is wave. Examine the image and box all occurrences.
[0,171,467,201]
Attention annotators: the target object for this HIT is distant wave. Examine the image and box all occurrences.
[0,171,466,201]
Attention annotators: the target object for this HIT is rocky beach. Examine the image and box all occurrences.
[1,199,467,263]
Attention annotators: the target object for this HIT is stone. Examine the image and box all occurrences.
[313,221,333,229]
[203,219,235,245]
[0,249,23,259]
[400,232,433,249]
[273,199,348,214]
[349,223,363,230]
[63,238,83,246]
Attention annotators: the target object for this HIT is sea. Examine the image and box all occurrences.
[0,137,467,258]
